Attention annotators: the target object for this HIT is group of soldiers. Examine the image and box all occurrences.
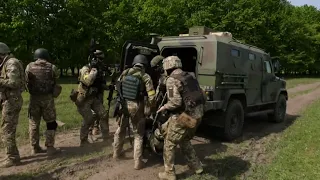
[0,42,61,168]
[111,54,207,180]
[0,41,206,180]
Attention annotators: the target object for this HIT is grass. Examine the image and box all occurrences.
[247,99,320,180]
[1,77,115,147]
[289,84,320,98]
[285,78,320,89]
[5,76,319,145]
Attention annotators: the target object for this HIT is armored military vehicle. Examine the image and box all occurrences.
[120,26,287,141]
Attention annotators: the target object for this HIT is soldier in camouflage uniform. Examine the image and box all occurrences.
[113,54,156,170]
[150,55,167,106]
[26,48,61,156]
[157,56,206,180]
[76,50,111,146]
[89,50,108,136]
[0,42,25,167]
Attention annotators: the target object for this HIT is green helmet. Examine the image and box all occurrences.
[0,42,11,54]
[150,55,164,68]
[34,48,50,60]
[163,56,182,70]
[132,54,148,67]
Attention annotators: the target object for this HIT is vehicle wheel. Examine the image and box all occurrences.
[223,99,244,141]
[269,94,287,123]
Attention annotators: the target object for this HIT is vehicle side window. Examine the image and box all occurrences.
[264,61,272,73]
[249,53,256,60]
[231,49,240,57]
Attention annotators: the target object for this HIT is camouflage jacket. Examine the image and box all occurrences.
[118,66,156,103]
[0,55,25,98]
[163,68,205,119]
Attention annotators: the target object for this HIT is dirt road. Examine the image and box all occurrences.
[1,82,320,180]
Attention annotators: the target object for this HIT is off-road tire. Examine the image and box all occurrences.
[223,99,244,141]
[268,94,287,123]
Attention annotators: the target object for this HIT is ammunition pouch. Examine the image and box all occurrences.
[69,89,79,102]
[53,84,62,98]
[76,91,86,105]
[176,112,198,129]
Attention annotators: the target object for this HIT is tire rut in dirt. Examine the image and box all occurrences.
[3,87,320,180]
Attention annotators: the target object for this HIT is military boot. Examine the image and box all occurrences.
[45,130,61,156]
[134,160,145,170]
[158,172,177,180]
[0,158,20,168]
[31,145,46,155]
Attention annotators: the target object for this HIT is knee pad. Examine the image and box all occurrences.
[47,121,58,130]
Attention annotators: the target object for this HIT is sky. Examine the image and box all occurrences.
[289,0,320,8]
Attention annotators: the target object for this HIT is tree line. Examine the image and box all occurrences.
[1,0,320,76]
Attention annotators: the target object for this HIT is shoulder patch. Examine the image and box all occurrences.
[168,86,174,97]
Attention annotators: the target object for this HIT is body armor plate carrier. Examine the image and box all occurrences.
[170,71,204,112]
[28,61,54,95]
[121,75,141,100]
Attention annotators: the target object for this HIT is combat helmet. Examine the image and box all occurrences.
[0,42,11,54]
[94,50,104,59]
[150,55,164,68]
[132,54,148,67]
[34,48,50,61]
[162,56,182,71]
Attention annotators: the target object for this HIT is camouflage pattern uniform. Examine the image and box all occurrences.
[113,56,156,170]
[158,56,205,180]
[76,65,110,145]
[0,42,25,167]
[89,92,104,135]
[26,53,60,155]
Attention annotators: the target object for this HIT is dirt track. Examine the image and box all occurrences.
[1,82,320,180]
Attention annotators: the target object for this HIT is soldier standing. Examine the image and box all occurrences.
[26,48,61,156]
[113,54,156,170]
[150,55,167,107]
[157,56,206,180]
[88,50,108,136]
[76,49,111,146]
[0,42,25,167]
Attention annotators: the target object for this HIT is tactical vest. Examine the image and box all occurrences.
[121,68,143,101]
[27,61,54,95]
[90,69,107,92]
[170,71,204,112]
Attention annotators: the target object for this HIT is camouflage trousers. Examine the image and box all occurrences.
[89,110,100,131]
[162,114,202,174]
[113,101,145,163]
[89,93,104,132]
[77,96,109,141]
[1,95,23,160]
[28,95,57,148]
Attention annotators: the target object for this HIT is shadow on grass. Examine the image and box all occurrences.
[179,156,250,180]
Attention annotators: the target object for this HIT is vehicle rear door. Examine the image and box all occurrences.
[120,41,160,88]
[121,41,160,72]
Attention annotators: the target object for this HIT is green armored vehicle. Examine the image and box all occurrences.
[120,26,287,141]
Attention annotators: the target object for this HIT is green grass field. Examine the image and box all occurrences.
[248,98,320,180]
[285,78,320,89]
